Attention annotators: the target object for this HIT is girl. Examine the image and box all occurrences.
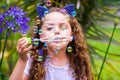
[9,4,92,80]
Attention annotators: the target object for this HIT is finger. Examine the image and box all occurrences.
[16,38,29,55]
[17,39,27,49]
[24,45,32,52]
[17,46,27,55]
[18,37,27,42]
[18,38,28,45]
[20,41,28,49]
[17,39,28,49]
[17,46,22,54]
[17,41,27,53]
[17,42,28,54]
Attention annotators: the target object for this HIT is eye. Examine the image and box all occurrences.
[61,25,67,30]
[44,23,55,31]
[47,27,54,31]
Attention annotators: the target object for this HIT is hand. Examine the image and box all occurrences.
[17,37,32,60]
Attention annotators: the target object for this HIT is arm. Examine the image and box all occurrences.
[9,58,28,80]
[22,73,29,80]
[9,37,32,80]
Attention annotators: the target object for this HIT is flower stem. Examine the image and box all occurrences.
[97,25,117,80]
[0,35,8,72]
[0,34,1,54]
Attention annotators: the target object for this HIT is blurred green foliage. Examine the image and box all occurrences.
[0,0,120,80]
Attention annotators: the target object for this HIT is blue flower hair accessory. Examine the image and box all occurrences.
[36,6,49,19]
[64,4,77,17]
[36,4,77,19]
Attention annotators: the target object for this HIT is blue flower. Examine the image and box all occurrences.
[0,28,2,33]
[6,21,15,30]
[15,16,30,26]
[18,24,29,34]
[5,6,26,18]
[3,6,30,34]
[0,14,4,26]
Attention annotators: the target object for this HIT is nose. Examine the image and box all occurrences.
[54,26,60,35]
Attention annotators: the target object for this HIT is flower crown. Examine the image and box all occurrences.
[36,4,77,19]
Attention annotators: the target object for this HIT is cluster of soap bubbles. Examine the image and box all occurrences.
[27,14,74,62]
[29,25,74,61]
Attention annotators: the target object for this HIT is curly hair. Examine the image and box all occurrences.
[28,7,92,80]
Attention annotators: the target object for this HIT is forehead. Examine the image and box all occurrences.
[44,12,69,23]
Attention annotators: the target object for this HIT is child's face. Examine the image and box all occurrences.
[41,12,72,50]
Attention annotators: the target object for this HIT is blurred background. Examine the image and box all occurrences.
[0,0,120,80]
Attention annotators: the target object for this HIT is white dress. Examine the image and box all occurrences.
[24,58,75,80]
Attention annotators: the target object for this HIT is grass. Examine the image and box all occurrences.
[87,27,120,80]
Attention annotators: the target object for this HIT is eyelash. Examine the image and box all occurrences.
[45,25,67,31]
[47,27,54,31]
[61,25,67,30]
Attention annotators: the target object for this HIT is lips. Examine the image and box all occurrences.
[53,37,61,43]
[40,35,72,42]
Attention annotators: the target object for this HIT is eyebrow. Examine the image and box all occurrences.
[44,21,67,24]
[45,22,67,24]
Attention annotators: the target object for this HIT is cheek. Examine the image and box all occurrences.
[62,29,72,36]
[41,30,55,38]
[39,34,45,39]
[39,30,48,38]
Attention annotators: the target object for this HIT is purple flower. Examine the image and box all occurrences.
[0,14,4,26]
[3,6,30,34]
[5,6,26,18]
[0,28,2,33]
[6,21,15,30]
[18,24,29,34]
[15,16,30,26]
